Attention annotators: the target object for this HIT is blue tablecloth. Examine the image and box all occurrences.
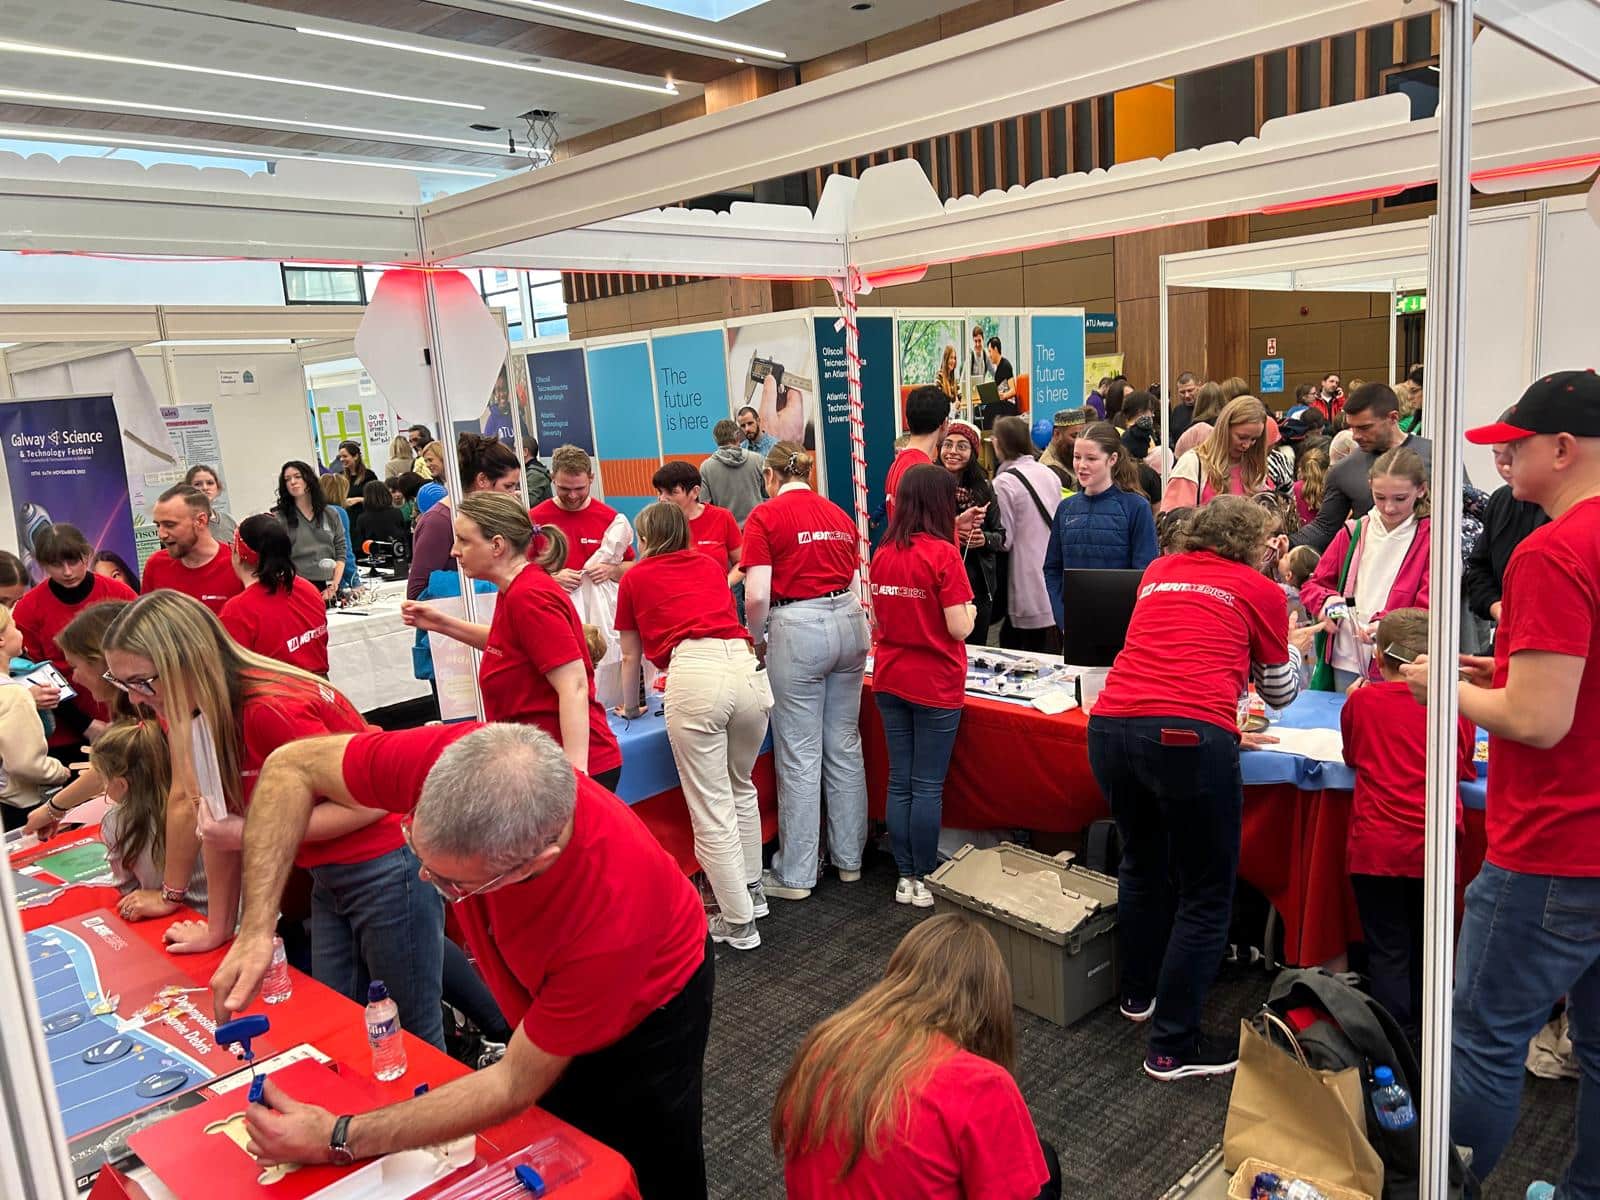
[1244,690,1489,811]
[605,701,772,804]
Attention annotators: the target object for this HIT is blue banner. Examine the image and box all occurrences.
[525,347,594,454]
[586,342,660,462]
[1029,314,1088,420]
[1260,358,1286,394]
[0,393,138,580]
[816,315,896,536]
[650,329,729,458]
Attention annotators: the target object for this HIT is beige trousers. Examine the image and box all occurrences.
[663,638,772,925]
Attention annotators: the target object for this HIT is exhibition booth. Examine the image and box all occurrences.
[3,0,1600,1194]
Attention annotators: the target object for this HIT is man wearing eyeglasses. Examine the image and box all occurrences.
[208,721,712,1200]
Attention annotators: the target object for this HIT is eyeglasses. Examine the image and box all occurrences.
[102,669,159,697]
[400,816,537,904]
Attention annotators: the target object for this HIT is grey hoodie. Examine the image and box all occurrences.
[699,444,767,526]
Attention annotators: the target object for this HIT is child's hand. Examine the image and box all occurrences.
[164,919,229,956]
[119,889,178,922]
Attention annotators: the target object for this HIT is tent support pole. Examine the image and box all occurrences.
[1158,259,1170,483]
[1389,286,1399,387]
[1420,2,1472,1194]
[839,266,872,616]
[418,249,488,723]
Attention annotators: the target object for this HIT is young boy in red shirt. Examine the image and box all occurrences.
[1341,607,1476,1044]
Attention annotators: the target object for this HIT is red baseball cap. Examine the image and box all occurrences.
[1466,370,1600,444]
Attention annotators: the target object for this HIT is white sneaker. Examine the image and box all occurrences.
[836,867,862,883]
[911,880,935,908]
[708,914,761,950]
[894,877,914,905]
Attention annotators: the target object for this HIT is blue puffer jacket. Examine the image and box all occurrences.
[1042,486,1158,629]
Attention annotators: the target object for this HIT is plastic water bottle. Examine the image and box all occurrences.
[365,980,407,1081]
[1372,1065,1417,1131]
[260,936,292,1005]
[1251,1174,1329,1200]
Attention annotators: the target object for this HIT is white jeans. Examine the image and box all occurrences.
[663,638,772,925]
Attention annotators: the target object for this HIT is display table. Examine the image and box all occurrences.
[606,701,778,876]
[326,579,432,714]
[10,834,639,1200]
[859,679,1490,966]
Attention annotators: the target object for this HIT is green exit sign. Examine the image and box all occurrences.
[1396,293,1426,314]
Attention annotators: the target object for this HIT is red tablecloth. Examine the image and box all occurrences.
[13,837,639,1200]
[858,679,1488,967]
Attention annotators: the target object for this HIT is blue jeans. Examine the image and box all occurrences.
[1087,714,1242,1059]
[766,594,870,888]
[875,691,962,879]
[310,845,447,1050]
[1451,863,1600,1197]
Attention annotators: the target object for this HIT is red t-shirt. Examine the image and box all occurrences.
[236,675,397,870]
[342,723,708,1056]
[14,574,138,735]
[686,504,741,572]
[1092,551,1289,732]
[869,533,972,709]
[141,543,242,616]
[783,1045,1048,1200]
[1485,495,1600,875]
[741,487,858,599]
[883,447,931,518]
[219,578,329,676]
[479,567,621,777]
[1341,680,1474,877]
[531,498,635,572]
[615,550,751,671]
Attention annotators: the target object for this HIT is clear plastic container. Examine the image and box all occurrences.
[1371,1064,1416,1131]
[365,979,407,1082]
[427,1134,591,1199]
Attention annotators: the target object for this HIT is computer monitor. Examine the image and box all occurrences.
[1061,568,1145,667]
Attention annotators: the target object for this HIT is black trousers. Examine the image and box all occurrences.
[539,936,714,1199]
[999,620,1061,655]
[1351,873,1425,1044]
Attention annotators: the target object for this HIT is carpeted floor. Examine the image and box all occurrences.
[700,852,1578,1199]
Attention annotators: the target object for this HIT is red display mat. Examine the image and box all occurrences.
[130,1059,379,1200]
[28,910,256,1140]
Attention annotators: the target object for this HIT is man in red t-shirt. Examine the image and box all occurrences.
[652,461,742,581]
[210,722,711,1200]
[530,445,634,594]
[884,385,948,519]
[1403,371,1600,1193]
[142,484,242,616]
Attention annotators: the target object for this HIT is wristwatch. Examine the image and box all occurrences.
[329,1115,355,1165]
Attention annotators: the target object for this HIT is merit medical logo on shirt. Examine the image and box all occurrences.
[797,530,853,545]
[873,583,929,599]
[285,627,327,654]
[1138,580,1237,607]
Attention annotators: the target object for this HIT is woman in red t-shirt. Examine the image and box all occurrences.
[219,515,330,676]
[616,501,770,950]
[401,493,622,788]
[868,465,975,907]
[101,590,449,1049]
[1087,496,1305,1081]
[743,443,870,903]
[774,913,1055,1200]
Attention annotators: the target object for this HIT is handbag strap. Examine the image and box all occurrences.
[1001,466,1054,529]
[1258,1008,1310,1069]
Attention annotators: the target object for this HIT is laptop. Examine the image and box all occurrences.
[1061,568,1145,667]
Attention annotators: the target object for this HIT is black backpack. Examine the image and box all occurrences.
[1265,969,1473,1200]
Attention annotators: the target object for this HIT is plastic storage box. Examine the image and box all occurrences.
[925,842,1119,1026]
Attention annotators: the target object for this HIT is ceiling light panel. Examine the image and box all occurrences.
[0,38,485,111]
[492,0,786,58]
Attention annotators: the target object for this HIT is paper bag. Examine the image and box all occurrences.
[1223,1015,1384,1199]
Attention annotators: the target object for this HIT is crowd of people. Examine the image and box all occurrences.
[1,361,1594,1200]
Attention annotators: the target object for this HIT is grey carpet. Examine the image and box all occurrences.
[701,854,1577,1199]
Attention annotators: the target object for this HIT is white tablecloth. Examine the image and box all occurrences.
[326,580,432,713]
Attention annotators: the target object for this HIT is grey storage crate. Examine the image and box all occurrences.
[925,842,1119,1026]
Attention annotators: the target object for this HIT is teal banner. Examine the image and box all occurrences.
[815,314,896,537]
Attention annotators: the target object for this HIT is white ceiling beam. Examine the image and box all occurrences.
[419,0,1427,261]
[848,86,1600,273]
[0,305,163,344]
[0,178,418,261]
[1476,0,1600,87]
[0,305,365,345]
[2,341,139,373]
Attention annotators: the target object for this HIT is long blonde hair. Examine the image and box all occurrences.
[103,591,340,814]
[1297,446,1329,512]
[771,914,1016,1178]
[91,719,172,875]
[1196,396,1270,497]
[635,501,691,558]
